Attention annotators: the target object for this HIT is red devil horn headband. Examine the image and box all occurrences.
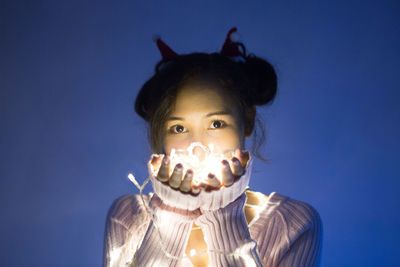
[152,35,179,60]
[220,27,241,57]
[154,27,242,60]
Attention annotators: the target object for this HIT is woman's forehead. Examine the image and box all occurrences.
[173,82,234,113]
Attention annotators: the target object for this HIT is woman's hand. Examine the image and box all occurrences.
[152,149,250,193]
[150,154,201,195]
[148,149,252,211]
[206,149,250,190]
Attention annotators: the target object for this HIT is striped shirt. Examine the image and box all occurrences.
[103,191,323,266]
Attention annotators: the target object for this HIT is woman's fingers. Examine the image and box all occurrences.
[150,154,159,165]
[235,149,250,168]
[150,154,162,170]
[179,169,193,192]
[207,173,221,189]
[169,163,183,188]
[221,160,235,187]
[231,157,244,177]
[156,155,170,182]
[240,151,250,168]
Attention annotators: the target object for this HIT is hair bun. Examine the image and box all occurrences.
[241,55,277,106]
[135,77,157,120]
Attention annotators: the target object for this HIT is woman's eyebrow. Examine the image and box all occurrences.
[167,111,233,121]
[167,116,184,121]
[206,111,233,117]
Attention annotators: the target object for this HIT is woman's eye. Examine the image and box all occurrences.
[210,120,226,129]
[170,125,187,134]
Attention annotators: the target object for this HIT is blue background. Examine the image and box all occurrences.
[1,0,399,266]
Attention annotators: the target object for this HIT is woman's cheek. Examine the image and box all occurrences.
[211,138,241,153]
[206,129,241,152]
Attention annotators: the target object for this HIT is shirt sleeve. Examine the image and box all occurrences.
[102,194,151,267]
[276,199,323,267]
[103,193,200,267]
[195,193,264,267]
[132,193,199,267]
[251,193,323,267]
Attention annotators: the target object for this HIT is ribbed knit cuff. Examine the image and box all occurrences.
[134,194,196,267]
[195,193,264,267]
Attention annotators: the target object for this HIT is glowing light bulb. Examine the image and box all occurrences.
[189,249,196,257]
[127,173,139,188]
[109,247,122,266]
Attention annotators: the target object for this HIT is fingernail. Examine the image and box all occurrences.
[163,156,169,164]
[176,163,183,169]
[185,171,193,179]
[208,174,221,188]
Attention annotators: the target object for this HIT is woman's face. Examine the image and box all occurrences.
[162,79,247,156]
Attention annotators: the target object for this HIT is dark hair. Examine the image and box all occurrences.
[135,44,277,161]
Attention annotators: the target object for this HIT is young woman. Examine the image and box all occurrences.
[103,28,323,267]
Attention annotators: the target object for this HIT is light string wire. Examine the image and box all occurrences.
[127,173,264,265]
